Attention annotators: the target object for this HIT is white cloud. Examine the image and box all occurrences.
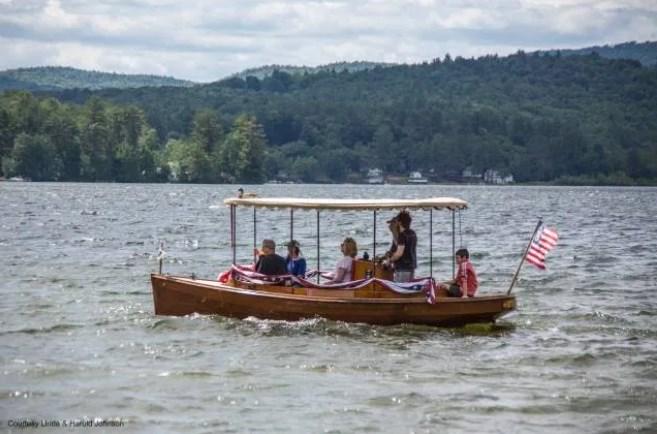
[0,0,655,81]
[42,0,78,28]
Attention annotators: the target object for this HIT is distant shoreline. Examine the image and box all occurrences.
[2,179,656,187]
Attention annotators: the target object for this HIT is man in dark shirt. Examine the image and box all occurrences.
[384,211,417,282]
[254,239,287,275]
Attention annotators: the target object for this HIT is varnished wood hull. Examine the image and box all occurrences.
[151,274,516,326]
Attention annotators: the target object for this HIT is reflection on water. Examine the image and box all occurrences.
[1,183,656,433]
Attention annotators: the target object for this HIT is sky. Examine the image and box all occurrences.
[0,0,656,82]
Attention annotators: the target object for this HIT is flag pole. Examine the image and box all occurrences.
[507,219,543,295]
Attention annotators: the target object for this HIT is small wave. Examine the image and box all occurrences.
[583,311,631,324]
[366,392,429,408]
[585,255,618,266]
[178,371,215,378]
[72,237,95,244]
[457,322,516,336]
[224,368,252,378]
[100,289,149,296]
[637,310,656,316]
[239,316,330,335]
[539,352,597,366]
[1,323,82,336]
[149,318,185,330]
[628,244,652,254]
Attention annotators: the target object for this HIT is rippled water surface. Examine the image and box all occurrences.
[1,183,656,433]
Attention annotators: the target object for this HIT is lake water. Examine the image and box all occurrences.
[1,183,656,433]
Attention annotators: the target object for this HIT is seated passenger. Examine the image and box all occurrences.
[326,237,358,284]
[439,248,479,298]
[254,239,287,275]
[285,240,307,277]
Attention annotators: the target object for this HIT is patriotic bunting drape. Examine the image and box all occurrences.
[218,264,437,303]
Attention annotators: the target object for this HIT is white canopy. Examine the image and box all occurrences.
[223,197,468,210]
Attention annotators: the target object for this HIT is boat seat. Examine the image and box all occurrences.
[434,283,449,297]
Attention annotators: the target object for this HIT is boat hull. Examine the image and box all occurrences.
[151,274,516,326]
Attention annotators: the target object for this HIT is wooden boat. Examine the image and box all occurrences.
[151,197,517,326]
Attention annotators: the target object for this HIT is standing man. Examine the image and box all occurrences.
[385,211,417,282]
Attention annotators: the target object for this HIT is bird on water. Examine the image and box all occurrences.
[237,188,257,198]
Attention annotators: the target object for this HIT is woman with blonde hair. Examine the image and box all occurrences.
[326,237,358,284]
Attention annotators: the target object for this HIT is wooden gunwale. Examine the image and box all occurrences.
[155,274,512,303]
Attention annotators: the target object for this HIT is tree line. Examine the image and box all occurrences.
[0,92,266,182]
[2,51,657,184]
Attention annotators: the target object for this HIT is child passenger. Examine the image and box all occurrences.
[326,237,358,284]
[440,248,479,298]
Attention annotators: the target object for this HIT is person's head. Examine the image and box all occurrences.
[261,239,276,254]
[286,240,301,257]
[341,237,358,258]
[387,216,399,233]
[397,210,412,230]
[455,248,469,264]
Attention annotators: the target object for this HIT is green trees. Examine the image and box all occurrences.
[80,97,111,180]
[0,107,16,170]
[11,133,57,181]
[164,139,211,183]
[192,109,223,153]
[2,51,657,185]
[215,114,265,182]
[158,112,268,183]
[372,125,395,172]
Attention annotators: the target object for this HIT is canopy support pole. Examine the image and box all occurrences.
[290,209,294,242]
[430,208,433,280]
[231,204,236,265]
[253,207,257,263]
[451,209,455,277]
[373,210,377,259]
[316,210,320,283]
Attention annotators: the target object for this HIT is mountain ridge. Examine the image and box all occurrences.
[537,40,657,66]
[230,61,397,80]
[0,66,197,91]
[2,40,654,92]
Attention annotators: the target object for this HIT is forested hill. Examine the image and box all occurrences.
[0,66,196,91]
[540,41,657,66]
[2,51,657,185]
[231,61,396,79]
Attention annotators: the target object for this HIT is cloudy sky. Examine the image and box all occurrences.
[0,0,656,82]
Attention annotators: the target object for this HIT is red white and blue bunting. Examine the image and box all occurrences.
[218,264,437,303]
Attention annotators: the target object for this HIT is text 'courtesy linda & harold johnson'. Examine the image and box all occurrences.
[6,418,126,429]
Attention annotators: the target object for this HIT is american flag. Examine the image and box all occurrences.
[525,226,559,270]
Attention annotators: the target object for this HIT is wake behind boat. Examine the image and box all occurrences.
[151,196,517,326]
